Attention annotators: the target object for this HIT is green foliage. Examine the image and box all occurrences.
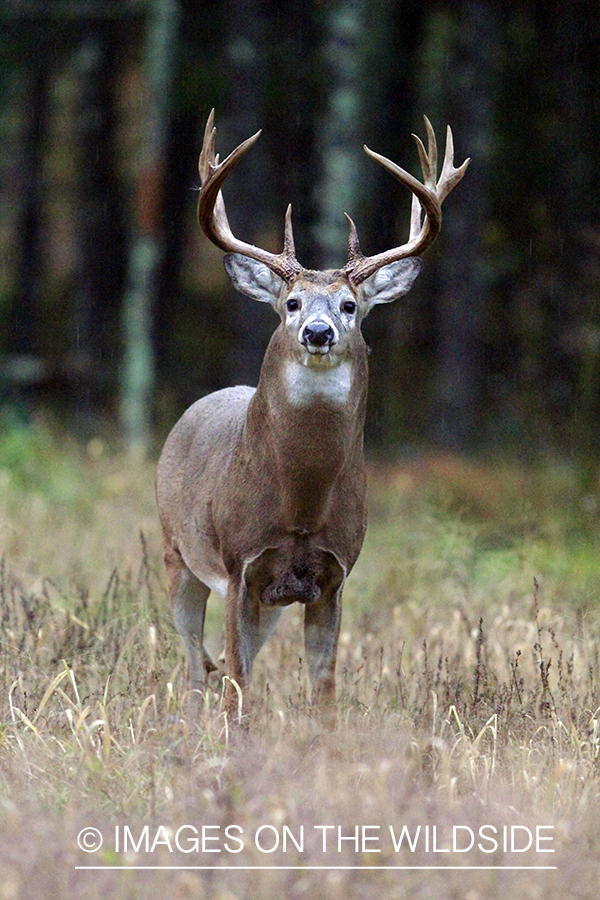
[0,415,92,505]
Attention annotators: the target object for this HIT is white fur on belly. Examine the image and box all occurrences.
[285,360,352,406]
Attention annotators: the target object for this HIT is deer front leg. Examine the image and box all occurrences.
[304,588,343,724]
[224,579,261,725]
[224,580,283,724]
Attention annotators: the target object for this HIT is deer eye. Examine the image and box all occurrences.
[286,298,301,312]
[341,300,357,315]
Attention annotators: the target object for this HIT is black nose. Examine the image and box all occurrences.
[303,321,335,347]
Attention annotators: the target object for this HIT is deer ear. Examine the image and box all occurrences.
[361,258,422,309]
[223,253,285,304]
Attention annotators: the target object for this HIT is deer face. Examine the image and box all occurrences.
[283,274,361,368]
[223,253,423,369]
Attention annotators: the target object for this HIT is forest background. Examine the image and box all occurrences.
[2,0,600,467]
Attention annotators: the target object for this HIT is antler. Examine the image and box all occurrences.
[344,117,470,285]
[197,110,303,281]
[198,111,468,285]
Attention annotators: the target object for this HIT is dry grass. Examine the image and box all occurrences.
[1,422,600,899]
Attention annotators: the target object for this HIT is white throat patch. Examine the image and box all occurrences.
[284,360,352,406]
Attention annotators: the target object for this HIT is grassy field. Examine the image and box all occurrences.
[1,421,600,899]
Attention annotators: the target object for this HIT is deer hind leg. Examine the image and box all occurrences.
[164,544,218,694]
[304,586,343,723]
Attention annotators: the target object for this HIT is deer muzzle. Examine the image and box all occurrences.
[301,319,337,352]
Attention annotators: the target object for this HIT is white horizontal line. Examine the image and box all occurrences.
[75,865,557,871]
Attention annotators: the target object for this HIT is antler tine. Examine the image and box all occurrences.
[344,118,469,285]
[198,108,216,184]
[283,204,296,256]
[437,125,471,203]
[408,117,440,240]
[197,110,303,281]
[345,212,363,262]
[412,115,438,191]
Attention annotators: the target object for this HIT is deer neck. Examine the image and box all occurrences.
[244,327,368,530]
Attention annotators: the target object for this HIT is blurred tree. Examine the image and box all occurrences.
[71,28,124,436]
[485,1,600,456]
[219,0,273,387]
[313,0,367,270]
[266,0,321,268]
[120,0,179,455]
[351,0,426,450]
[13,62,47,369]
[419,0,499,452]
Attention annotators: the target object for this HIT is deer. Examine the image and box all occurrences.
[156,109,469,724]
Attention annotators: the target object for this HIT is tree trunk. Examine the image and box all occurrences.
[72,30,122,436]
[313,0,367,271]
[220,0,271,387]
[120,0,178,455]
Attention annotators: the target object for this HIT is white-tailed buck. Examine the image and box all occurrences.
[156,110,469,722]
